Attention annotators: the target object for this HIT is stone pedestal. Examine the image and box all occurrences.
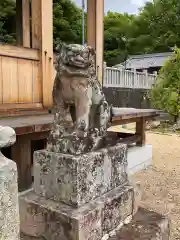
[0,154,20,240]
[20,142,170,240]
[20,184,134,240]
[33,144,128,207]
[0,126,20,240]
[20,143,139,240]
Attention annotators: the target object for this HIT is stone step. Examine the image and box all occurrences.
[109,207,170,240]
[20,184,137,240]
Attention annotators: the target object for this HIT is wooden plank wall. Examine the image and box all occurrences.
[0,45,42,105]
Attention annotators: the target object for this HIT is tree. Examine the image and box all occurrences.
[104,0,180,66]
[53,0,85,49]
[131,0,180,53]
[1,0,180,68]
[0,0,16,43]
[104,12,134,66]
[150,47,180,122]
[0,0,84,47]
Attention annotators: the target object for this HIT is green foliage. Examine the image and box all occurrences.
[0,0,16,43]
[0,0,84,47]
[53,0,85,49]
[1,0,180,67]
[104,0,180,66]
[150,47,180,122]
[104,12,135,66]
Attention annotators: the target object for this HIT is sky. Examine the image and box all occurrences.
[73,0,148,14]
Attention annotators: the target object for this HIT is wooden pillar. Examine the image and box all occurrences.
[11,135,32,191]
[136,118,146,146]
[16,0,22,45]
[87,0,96,49]
[31,0,41,49]
[96,0,104,85]
[87,0,104,85]
[31,0,53,107]
[16,0,30,47]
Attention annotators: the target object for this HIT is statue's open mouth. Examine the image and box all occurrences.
[69,55,88,68]
[70,60,88,68]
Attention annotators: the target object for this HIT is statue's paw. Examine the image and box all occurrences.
[77,119,87,132]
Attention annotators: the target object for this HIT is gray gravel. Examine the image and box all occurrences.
[131,132,180,240]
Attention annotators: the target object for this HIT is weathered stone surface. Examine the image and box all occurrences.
[109,207,170,240]
[101,184,133,235]
[47,44,112,155]
[129,181,142,216]
[0,153,20,240]
[20,184,134,240]
[33,143,128,207]
[0,125,16,148]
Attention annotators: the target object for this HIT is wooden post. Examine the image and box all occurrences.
[87,0,96,49]
[96,0,104,85]
[136,118,146,146]
[31,0,53,107]
[16,0,23,46]
[31,0,41,49]
[87,0,104,85]
[11,135,32,191]
[143,69,148,75]
[133,69,136,87]
[16,0,30,47]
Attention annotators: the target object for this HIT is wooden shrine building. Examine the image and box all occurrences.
[0,0,159,192]
[0,0,105,190]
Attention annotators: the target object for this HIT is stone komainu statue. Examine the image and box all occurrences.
[48,44,112,155]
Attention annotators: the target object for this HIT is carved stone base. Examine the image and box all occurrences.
[19,137,170,240]
[20,184,135,240]
[20,207,170,240]
[33,144,128,207]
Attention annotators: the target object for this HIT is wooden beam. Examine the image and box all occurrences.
[87,0,96,49]
[22,0,30,47]
[41,0,53,107]
[16,0,23,46]
[111,115,158,126]
[0,44,39,61]
[11,135,32,191]
[16,0,30,47]
[96,0,104,85]
[87,0,104,84]
[31,0,41,49]
[31,0,53,107]
[0,103,42,111]
[136,117,146,146]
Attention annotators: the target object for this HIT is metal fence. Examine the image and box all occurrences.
[103,67,156,89]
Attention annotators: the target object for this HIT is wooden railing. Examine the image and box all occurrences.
[104,67,156,89]
[0,44,42,110]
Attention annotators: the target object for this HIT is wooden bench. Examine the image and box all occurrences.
[0,108,159,191]
[0,114,53,191]
[111,108,159,146]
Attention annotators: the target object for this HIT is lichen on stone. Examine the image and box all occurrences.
[47,43,112,155]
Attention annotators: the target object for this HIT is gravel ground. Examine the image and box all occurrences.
[131,132,180,240]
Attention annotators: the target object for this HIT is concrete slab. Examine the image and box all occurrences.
[127,145,152,175]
